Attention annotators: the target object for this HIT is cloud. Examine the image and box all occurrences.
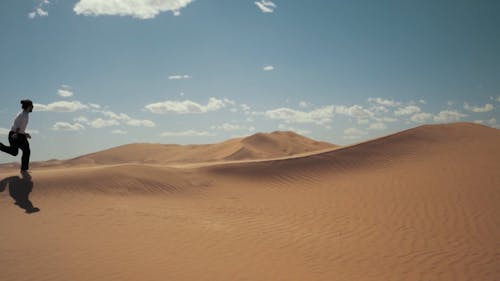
[76,111,155,128]
[278,124,311,135]
[367,97,401,107]
[0,128,9,135]
[57,89,74,98]
[419,99,426,104]
[211,123,244,132]
[368,122,387,130]
[298,101,309,108]
[74,0,195,19]
[463,102,494,113]
[52,122,85,131]
[370,105,389,114]
[35,101,88,112]
[394,105,421,116]
[29,1,50,19]
[410,112,432,123]
[264,105,334,125]
[89,103,101,109]
[335,105,374,119]
[160,130,215,137]
[255,1,276,13]
[89,118,120,128]
[145,97,229,114]
[374,116,398,123]
[111,129,128,135]
[474,118,497,126]
[433,110,467,123]
[168,74,191,80]
[74,116,89,123]
[343,127,367,139]
[125,119,155,127]
[263,65,274,71]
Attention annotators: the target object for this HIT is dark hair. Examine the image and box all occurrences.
[21,99,33,110]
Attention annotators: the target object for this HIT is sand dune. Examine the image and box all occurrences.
[65,130,336,166]
[1,122,499,281]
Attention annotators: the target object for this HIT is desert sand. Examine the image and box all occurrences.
[1,122,499,281]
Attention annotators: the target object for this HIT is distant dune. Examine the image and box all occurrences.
[1,122,499,281]
[36,130,335,167]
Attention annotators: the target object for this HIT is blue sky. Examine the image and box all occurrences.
[1,0,499,163]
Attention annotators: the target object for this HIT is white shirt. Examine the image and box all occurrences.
[11,111,29,134]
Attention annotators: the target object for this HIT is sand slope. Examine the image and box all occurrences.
[0,122,499,281]
[66,130,336,166]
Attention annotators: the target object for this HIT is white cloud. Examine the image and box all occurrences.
[410,112,432,123]
[99,110,155,127]
[89,103,101,109]
[126,119,155,127]
[335,105,374,119]
[0,128,9,135]
[368,122,387,130]
[29,3,49,19]
[101,111,132,121]
[26,129,40,135]
[74,0,195,19]
[255,1,276,13]
[433,110,467,123]
[75,111,155,128]
[263,65,274,71]
[211,123,243,132]
[89,118,120,128]
[74,116,89,123]
[57,89,74,98]
[463,102,494,113]
[367,97,401,107]
[394,105,421,116]
[145,97,229,114]
[374,116,398,123]
[369,105,389,114]
[223,98,236,105]
[111,129,127,135]
[298,101,310,108]
[278,124,311,135]
[35,101,88,112]
[419,99,426,104]
[52,122,85,131]
[265,105,334,125]
[343,127,367,139]
[241,104,251,112]
[474,118,497,126]
[168,74,191,80]
[160,130,215,137]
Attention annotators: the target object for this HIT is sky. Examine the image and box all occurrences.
[0,0,499,163]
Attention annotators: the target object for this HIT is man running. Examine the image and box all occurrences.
[0,99,34,172]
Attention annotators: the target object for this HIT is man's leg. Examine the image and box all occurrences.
[0,132,19,156]
[18,135,30,171]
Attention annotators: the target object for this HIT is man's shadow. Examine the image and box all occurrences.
[0,171,40,214]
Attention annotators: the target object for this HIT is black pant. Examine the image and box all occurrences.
[0,131,30,170]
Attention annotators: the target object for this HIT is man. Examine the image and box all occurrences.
[0,99,33,172]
